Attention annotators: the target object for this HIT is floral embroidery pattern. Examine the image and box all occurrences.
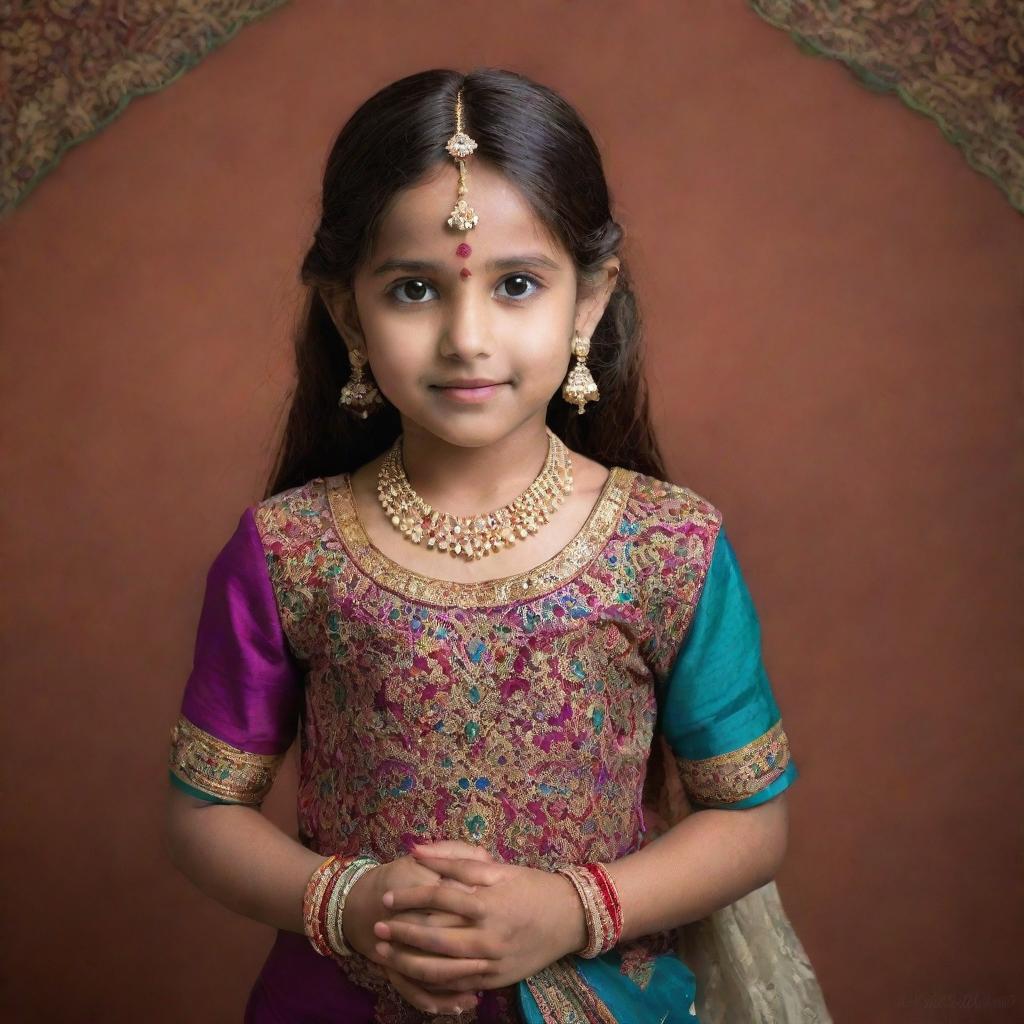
[618,944,658,990]
[168,715,283,805]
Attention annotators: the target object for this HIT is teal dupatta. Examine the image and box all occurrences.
[515,528,798,1022]
[517,953,698,1023]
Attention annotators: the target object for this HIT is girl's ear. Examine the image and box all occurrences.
[574,258,620,338]
[319,286,366,349]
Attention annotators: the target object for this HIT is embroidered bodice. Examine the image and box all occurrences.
[254,467,719,867]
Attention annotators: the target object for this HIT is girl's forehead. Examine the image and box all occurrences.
[368,162,563,262]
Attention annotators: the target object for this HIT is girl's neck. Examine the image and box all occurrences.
[397,417,553,516]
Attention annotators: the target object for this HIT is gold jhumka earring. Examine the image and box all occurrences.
[337,348,384,418]
[562,331,600,414]
[445,89,479,231]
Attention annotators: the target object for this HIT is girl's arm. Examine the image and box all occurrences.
[165,787,488,989]
[604,792,788,942]
[164,787,411,956]
[382,796,786,994]
[165,786,323,936]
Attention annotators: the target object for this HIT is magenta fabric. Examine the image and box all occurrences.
[244,930,509,1024]
[180,507,302,755]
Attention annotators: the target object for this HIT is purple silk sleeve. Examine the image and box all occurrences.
[180,507,302,754]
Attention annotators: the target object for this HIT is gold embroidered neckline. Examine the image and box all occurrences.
[325,466,635,609]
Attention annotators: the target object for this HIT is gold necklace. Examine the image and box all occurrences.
[376,427,574,560]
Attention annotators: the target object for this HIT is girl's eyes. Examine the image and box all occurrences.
[388,273,543,305]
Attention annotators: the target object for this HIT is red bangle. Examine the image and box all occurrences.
[583,863,623,942]
[555,861,623,957]
[314,863,347,954]
[303,855,345,957]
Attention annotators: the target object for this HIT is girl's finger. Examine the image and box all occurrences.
[385,965,478,1016]
[426,973,488,995]
[410,840,496,861]
[410,855,504,888]
[384,883,483,919]
[383,919,496,961]
[375,912,472,943]
[438,875,479,895]
[412,862,476,895]
[384,908,472,929]
[377,940,492,989]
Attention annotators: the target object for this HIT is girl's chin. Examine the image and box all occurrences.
[397,415,544,450]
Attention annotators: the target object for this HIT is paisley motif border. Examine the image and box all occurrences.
[523,961,620,1024]
[678,719,791,807]
[324,467,636,609]
[168,714,284,805]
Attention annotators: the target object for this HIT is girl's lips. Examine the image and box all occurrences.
[432,383,507,403]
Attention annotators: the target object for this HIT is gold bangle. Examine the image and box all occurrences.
[328,857,381,957]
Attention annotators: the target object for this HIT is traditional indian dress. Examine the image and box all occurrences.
[168,467,832,1023]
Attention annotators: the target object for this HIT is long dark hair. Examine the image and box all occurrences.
[264,67,667,499]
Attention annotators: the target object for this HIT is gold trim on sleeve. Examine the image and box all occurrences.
[678,719,791,807]
[168,714,284,805]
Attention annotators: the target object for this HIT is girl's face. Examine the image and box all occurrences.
[324,161,618,450]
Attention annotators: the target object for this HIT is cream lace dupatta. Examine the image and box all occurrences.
[644,735,833,1023]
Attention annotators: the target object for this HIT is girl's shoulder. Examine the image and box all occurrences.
[621,471,726,681]
[623,468,724,535]
[257,475,328,512]
[251,476,337,542]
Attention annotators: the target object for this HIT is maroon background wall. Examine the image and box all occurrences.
[2,1,1021,1021]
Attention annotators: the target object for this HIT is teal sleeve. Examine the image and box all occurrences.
[168,772,234,804]
[657,527,798,809]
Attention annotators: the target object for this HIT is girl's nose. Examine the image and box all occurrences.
[437,289,490,360]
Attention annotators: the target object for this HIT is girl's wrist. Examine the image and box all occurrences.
[340,861,385,957]
[301,854,384,960]
[549,869,589,958]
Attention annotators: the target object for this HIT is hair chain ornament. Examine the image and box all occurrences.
[376,427,574,560]
[445,89,479,231]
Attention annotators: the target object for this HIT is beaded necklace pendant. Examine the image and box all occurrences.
[375,427,574,561]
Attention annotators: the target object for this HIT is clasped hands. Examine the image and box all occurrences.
[345,840,586,1017]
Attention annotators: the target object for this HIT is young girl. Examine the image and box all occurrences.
[165,68,831,1023]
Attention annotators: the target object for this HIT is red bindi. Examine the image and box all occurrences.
[455,243,472,258]
[460,267,472,279]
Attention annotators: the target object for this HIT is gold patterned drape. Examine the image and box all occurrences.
[749,0,1024,215]
[0,0,291,216]
[6,3,1019,217]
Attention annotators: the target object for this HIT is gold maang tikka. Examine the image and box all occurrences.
[445,90,479,231]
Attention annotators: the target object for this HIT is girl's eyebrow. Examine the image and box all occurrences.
[371,253,560,276]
